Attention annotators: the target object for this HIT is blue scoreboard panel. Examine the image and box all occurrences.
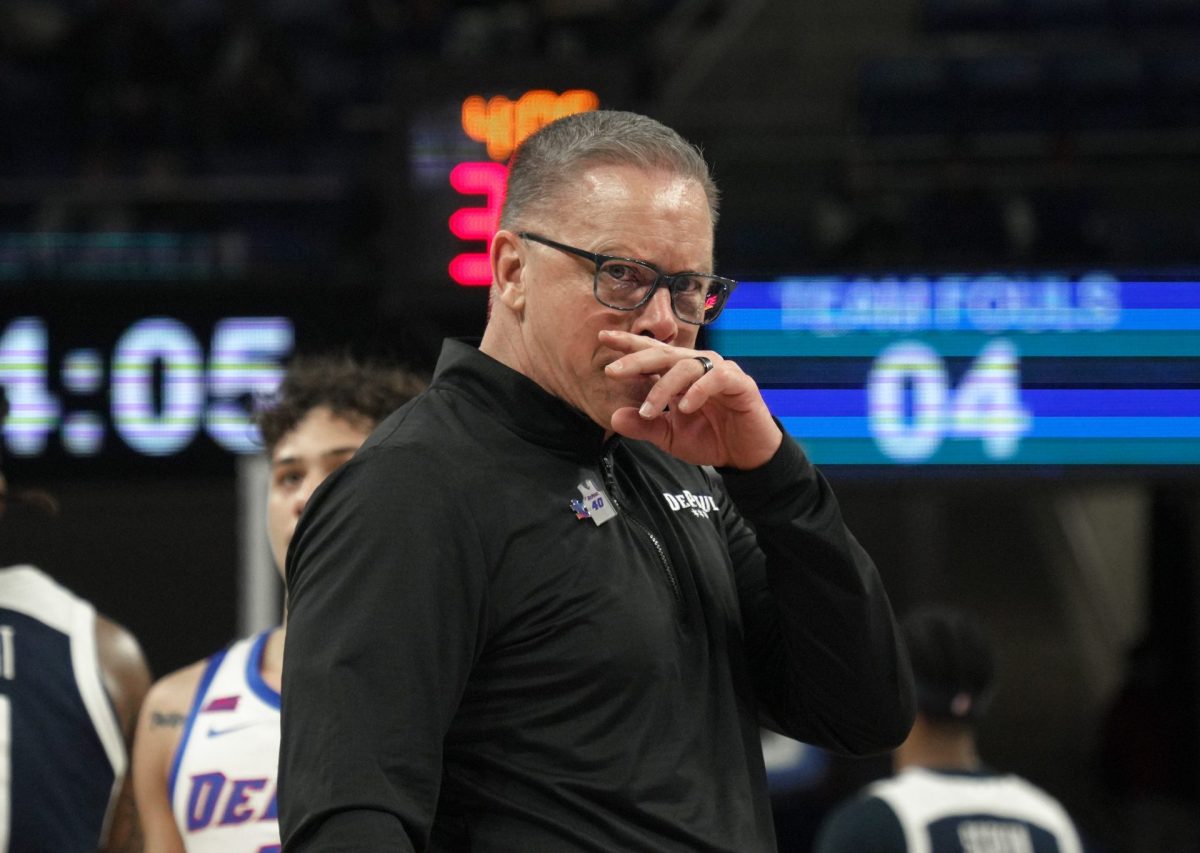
[708,273,1200,469]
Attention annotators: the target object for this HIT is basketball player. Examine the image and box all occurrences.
[131,356,424,852]
[0,388,152,852]
[815,606,1086,852]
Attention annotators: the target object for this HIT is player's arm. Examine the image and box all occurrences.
[131,661,205,853]
[95,615,152,853]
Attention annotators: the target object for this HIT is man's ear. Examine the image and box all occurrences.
[490,230,526,312]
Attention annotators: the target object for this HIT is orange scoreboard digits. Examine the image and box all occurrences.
[449,89,599,286]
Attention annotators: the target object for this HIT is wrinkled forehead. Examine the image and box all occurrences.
[582,166,703,208]
[539,164,714,238]
[571,160,704,198]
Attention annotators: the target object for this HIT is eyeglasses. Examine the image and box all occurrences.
[518,232,737,326]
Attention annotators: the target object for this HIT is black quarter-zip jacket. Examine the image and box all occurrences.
[279,339,915,853]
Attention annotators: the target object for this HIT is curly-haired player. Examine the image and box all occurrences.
[131,356,425,853]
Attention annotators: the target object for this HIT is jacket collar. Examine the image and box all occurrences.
[432,338,610,461]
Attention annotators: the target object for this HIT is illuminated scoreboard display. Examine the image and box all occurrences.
[444,88,598,286]
[708,273,1200,469]
[403,84,601,294]
[1,314,292,460]
[0,281,390,474]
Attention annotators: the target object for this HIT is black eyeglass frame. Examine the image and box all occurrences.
[518,231,737,326]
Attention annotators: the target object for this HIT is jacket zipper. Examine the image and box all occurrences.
[602,449,683,609]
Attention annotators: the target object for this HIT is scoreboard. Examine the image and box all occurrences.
[0,280,398,475]
[708,273,1200,469]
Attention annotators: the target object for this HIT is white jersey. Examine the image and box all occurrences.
[869,767,1084,853]
[170,630,280,853]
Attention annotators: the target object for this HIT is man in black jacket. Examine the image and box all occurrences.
[279,109,915,852]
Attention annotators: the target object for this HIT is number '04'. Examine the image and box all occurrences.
[868,339,1031,462]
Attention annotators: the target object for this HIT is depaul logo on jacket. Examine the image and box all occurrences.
[661,489,718,519]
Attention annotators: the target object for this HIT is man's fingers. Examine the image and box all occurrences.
[599,330,728,419]
[635,357,719,419]
[605,348,677,377]
[603,338,718,381]
[598,328,656,352]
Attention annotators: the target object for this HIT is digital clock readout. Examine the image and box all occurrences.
[1,316,293,459]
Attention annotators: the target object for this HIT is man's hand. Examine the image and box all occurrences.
[601,329,782,469]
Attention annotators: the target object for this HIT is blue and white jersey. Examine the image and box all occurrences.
[170,630,280,853]
[0,564,126,853]
[869,767,1084,853]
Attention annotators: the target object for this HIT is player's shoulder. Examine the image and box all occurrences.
[144,632,264,712]
[0,564,83,620]
[815,792,905,853]
[999,772,1085,834]
[0,562,55,587]
[144,657,209,718]
[95,614,150,687]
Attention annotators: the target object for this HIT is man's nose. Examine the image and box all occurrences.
[633,286,678,343]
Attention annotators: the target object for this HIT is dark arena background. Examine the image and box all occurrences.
[2,1,1200,850]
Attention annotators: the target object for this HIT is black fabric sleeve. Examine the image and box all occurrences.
[715,432,915,755]
[813,795,907,853]
[278,444,489,852]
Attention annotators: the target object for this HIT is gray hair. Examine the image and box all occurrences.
[498,110,720,230]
